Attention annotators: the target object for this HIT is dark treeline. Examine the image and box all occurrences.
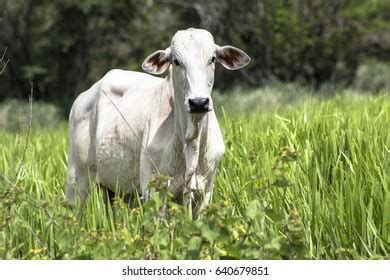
[0,0,389,113]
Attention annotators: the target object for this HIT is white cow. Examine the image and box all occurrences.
[66,28,250,211]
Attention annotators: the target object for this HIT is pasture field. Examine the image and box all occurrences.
[0,87,389,259]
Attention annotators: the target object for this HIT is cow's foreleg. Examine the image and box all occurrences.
[140,169,152,203]
[197,142,225,212]
[139,150,157,202]
[198,168,218,212]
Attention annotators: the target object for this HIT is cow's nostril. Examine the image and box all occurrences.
[189,98,210,113]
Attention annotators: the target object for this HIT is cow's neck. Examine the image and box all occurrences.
[169,76,208,188]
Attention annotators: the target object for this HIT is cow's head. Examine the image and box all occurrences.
[142,29,250,115]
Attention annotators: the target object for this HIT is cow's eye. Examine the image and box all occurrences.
[210,56,216,64]
[173,59,180,66]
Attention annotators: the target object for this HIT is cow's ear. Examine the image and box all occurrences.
[215,45,250,70]
[142,48,171,75]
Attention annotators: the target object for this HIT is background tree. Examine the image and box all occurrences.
[0,0,388,114]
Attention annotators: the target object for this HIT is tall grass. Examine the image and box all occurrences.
[0,89,389,259]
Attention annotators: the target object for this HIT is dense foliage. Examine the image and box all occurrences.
[0,0,389,113]
[0,88,389,259]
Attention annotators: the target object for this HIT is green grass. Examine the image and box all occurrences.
[0,88,389,259]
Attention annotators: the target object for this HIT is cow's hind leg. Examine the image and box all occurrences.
[66,155,90,205]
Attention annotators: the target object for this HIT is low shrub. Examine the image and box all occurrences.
[353,60,390,93]
[0,99,63,131]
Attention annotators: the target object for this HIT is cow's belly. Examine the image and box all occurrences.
[95,131,141,194]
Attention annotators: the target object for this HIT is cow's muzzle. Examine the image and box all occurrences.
[188,97,210,114]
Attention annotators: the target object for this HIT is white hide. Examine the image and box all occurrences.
[66,28,250,210]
